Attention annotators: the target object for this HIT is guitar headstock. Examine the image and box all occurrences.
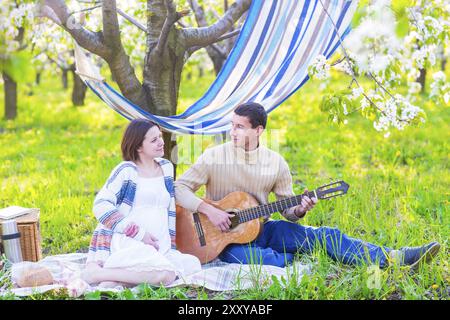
[314,180,349,200]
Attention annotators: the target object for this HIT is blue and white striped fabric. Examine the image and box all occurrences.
[75,0,358,135]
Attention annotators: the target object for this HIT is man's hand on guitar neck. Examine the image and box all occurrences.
[198,201,235,232]
[292,188,318,218]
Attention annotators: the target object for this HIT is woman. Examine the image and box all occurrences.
[81,119,201,288]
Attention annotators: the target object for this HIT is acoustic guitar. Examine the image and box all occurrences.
[176,180,350,263]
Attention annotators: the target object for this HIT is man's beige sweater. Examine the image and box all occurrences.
[174,142,300,222]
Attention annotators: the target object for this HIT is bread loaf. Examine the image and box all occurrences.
[16,266,54,287]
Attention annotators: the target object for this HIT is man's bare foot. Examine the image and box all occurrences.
[81,263,103,285]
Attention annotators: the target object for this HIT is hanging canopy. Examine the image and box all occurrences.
[74,0,358,135]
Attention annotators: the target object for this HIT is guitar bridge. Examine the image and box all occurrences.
[193,212,206,247]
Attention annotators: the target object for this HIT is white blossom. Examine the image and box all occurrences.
[360,96,370,110]
[351,87,364,100]
[432,71,446,82]
[333,60,354,75]
[408,82,422,95]
[308,55,330,80]
[412,47,428,68]
[369,55,391,74]
[444,92,450,104]
[430,71,450,104]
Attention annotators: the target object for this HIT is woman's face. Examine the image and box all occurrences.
[137,126,165,160]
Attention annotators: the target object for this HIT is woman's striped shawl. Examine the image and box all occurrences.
[86,159,176,264]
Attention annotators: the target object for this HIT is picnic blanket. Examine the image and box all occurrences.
[0,253,311,297]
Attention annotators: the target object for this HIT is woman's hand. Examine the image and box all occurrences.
[142,232,160,250]
[124,222,140,238]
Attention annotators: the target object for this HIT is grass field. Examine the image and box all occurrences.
[0,68,448,300]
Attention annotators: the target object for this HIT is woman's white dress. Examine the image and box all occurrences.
[102,176,201,278]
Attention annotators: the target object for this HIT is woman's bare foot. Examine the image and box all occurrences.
[98,281,123,289]
[81,263,103,285]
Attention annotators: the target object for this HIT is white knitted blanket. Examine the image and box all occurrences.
[0,253,311,297]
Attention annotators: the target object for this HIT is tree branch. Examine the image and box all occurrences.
[155,0,177,56]
[116,8,147,33]
[155,0,189,56]
[74,0,148,33]
[96,0,149,108]
[317,0,408,124]
[76,0,101,3]
[216,28,240,42]
[45,53,70,70]
[40,0,148,108]
[188,43,227,58]
[38,0,111,58]
[189,0,240,43]
[68,4,102,19]
[186,0,238,67]
[102,0,122,49]
[189,0,208,28]
[210,9,221,21]
[183,0,251,48]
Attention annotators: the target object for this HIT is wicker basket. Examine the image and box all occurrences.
[0,209,42,262]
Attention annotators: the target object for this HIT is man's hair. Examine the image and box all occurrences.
[121,119,161,162]
[234,102,267,129]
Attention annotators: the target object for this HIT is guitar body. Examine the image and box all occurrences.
[176,191,262,264]
[175,180,349,264]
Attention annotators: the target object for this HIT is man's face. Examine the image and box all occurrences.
[230,113,264,149]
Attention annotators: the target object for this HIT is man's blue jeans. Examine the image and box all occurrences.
[218,220,391,268]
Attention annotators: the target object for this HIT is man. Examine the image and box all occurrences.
[174,102,440,270]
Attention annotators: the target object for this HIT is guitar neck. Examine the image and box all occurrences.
[237,190,317,223]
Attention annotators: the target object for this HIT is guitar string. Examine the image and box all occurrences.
[238,194,308,223]
[233,184,346,223]
[237,189,344,223]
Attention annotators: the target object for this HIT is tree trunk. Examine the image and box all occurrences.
[417,68,426,93]
[164,131,178,178]
[2,72,18,120]
[36,72,41,85]
[71,69,87,106]
[209,52,226,75]
[40,0,251,172]
[3,26,23,120]
[62,68,69,89]
[442,58,447,71]
[143,0,186,165]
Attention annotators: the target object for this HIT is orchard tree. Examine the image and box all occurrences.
[0,1,35,120]
[32,21,89,106]
[36,0,449,159]
[38,0,251,160]
[1,1,91,117]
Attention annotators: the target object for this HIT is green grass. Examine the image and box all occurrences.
[0,68,448,300]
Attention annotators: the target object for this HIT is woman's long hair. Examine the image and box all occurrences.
[121,119,161,162]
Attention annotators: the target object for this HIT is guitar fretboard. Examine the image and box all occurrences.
[237,191,316,223]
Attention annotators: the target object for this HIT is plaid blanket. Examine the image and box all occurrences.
[1,253,311,297]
